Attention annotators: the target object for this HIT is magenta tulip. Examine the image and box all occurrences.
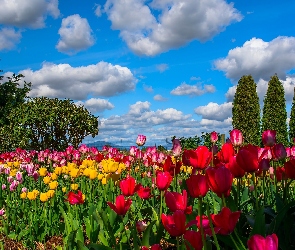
[247,234,278,250]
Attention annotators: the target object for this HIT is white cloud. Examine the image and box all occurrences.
[214,36,295,81]
[0,0,60,28]
[171,82,216,96]
[104,0,242,56]
[194,102,232,121]
[56,14,95,55]
[128,101,151,116]
[156,63,169,72]
[143,84,153,93]
[7,62,136,100]
[75,98,114,113]
[190,76,201,81]
[154,94,168,101]
[0,27,21,51]
[94,4,102,17]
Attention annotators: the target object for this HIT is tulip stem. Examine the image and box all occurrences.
[234,229,247,250]
[159,190,163,226]
[206,203,220,250]
[230,234,241,250]
[221,194,226,207]
[198,198,207,250]
[252,173,258,210]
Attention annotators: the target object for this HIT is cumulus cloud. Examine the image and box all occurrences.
[75,98,114,113]
[104,0,242,56]
[171,82,216,96]
[0,27,22,51]
[194,102,232,121]
[0,0,60,28]
[128,101,151,116]
[214,36,295,81]
[154,94,168,101]
[56,14,95,55]
[6,62,136,100]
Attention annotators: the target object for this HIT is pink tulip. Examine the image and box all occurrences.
[136,134,146,146]
[230,129,243,147]
[247,234,278,250]
[210,131,219,143]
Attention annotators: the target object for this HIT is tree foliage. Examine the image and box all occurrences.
[288,87,295,144]
[261,74,289,146]
[0,73,31,126]
[232,75,261,145]
[0,97,99,152]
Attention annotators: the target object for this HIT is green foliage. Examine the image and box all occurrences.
[0,73,31,126]
[0,97,99,151]
[289,87,295,144]
[232,75,261,145]
[262,74,289,146]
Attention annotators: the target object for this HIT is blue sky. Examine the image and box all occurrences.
[1,0,295,146]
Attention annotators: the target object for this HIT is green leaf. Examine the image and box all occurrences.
[249,207,265,237]
[142,220,156,247]
[87,243,113,250]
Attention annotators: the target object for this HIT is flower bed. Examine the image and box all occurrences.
[0,131,294,250]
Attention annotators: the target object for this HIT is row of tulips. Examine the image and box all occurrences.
[0,131,294,249]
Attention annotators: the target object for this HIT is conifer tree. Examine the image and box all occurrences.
[289,87,295,144]
[261,74,288,146]
[232,75,260,145]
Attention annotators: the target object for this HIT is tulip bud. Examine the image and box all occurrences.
[136,134,146,146]
[210,131,218,143]
[262,130,276,147]
[136,220,148,232]
[230,129,243,147]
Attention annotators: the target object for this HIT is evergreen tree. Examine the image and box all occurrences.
[262,74,289,146]
[232,75,261,145]
[289,87,295,144]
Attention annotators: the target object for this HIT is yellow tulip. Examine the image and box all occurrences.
[51,173,58,180]
[83,168,90,177]
[62,187,67,193]
[49,181,58,190]
[9,169,17,177]
[47,190,55,198]
[39,168,48,177]
[70,168,79,178]
[40,193,49,202]
[71,184,78,190]
[43,176,51,184]
[89,169,98,180]
[20,192,27,199]
[54,167,62,175]
[97,173,104,180]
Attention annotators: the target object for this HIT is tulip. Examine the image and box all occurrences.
[186,174,209,198]
[65,190,84,205]
[136,134,146,146]
[211,207,241,235]
[272,143,287,161]
[184,230,203,250]
[182,146,212,170]
[226,155,245,178]
[0,208,5,216]
[230,129,243,147]
[206,166,233,198]
[236,144,259,173]
[172,138,182,157]
[137,184,152,199]
[284,159,295,179]
[262,130,276,147]
[136,220,148,233]
[107,195,132,216]
[163,155,181,176]
[155,171,173,191]
[161,210,197,237]
[150,244,162,250]
[210,131,219,143]
[119,176,140,196]
[165,190,192,214]
[217,142,235,164]
[247,233,278,250]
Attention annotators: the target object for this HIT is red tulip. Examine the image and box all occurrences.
[230,129,243,147]
[66,190,84,205]
[119,176,140,196]
[165,190,192,214]
[284,159,295,179]
[161,210,197,237]
[186,174,209,198]
[217,142,235,164]
[206,166,233,198]
[107,195,132,216]
[137,184,152,199]
[272,143,287,161]
[226,155,245,178]
[156,171,173,191]
[236,144,259,172]
[211,207,241,235]
[163,155,181,176]
[210,131,218,143]
[247,233,278,250]
[182,146,212,170]
[262,130,276,147]
[196,215,219,236]
[184,230,203,250]
[150,244,162,250]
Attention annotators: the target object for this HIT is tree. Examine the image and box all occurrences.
[288,87,295,144]
[261,74,288,146]
[232,75,261,145]
[0,97,99,151]
[0,73,31,126]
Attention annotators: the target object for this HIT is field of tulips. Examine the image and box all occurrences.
[0,130,295,250]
